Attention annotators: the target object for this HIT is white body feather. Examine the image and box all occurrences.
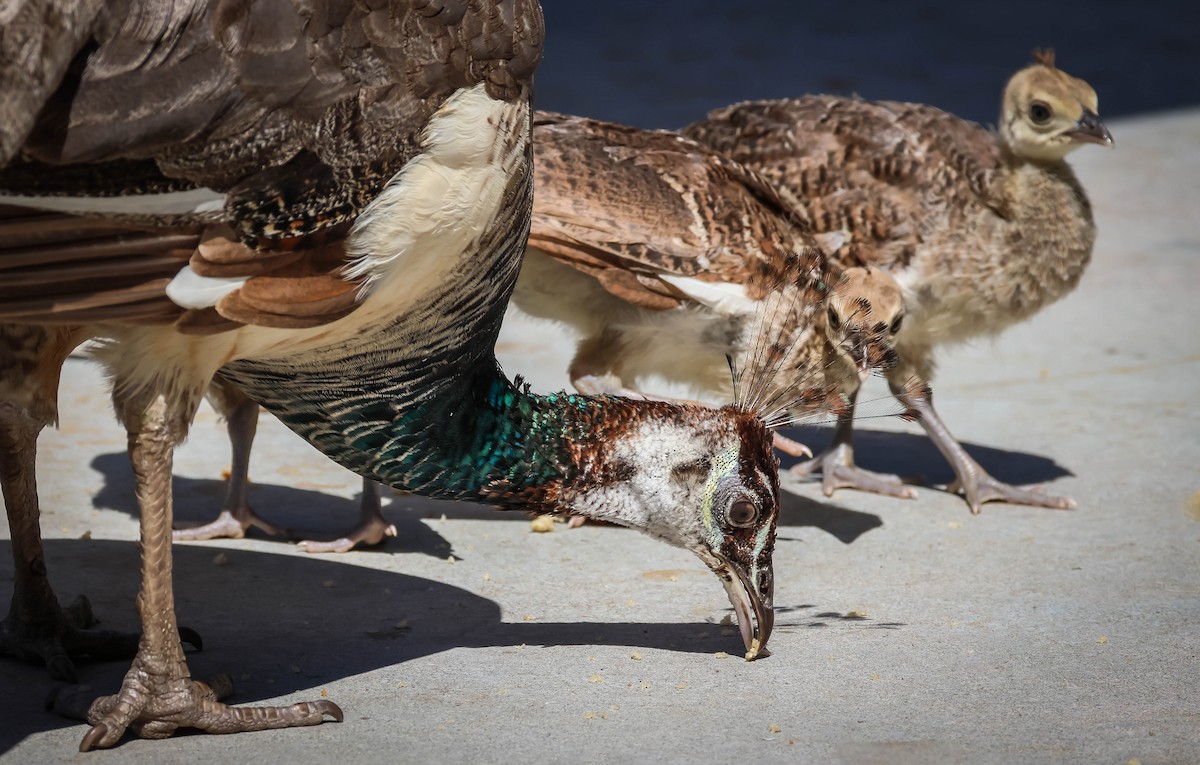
[90,83,530,423]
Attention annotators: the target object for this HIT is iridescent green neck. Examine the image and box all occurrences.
[222,355,604,512]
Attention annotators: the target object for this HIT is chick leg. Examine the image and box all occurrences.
[0,417,141,681]
[172,380,285,541]
[788,388,918,500]
[75,389,340,750]
[295,479,395,553]
[897,383,1075,514]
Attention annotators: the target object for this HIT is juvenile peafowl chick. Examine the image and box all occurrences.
[0,0,783,751]
[684,50,1113,512]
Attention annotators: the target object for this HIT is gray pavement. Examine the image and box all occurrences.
[2,110,1199,764]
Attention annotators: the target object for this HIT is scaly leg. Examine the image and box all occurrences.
[789,387,918,500]
[76,390,340,750]
[173,382,285,541]
[0,417,142,681]
[897,382,1075,514]
[296,479,395,553]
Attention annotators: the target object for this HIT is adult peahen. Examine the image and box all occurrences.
[0,0,786,750]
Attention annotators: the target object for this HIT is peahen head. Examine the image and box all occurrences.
[563,398,779,659]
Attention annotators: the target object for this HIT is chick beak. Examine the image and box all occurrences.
[1067,109,1114,147]
[714,555,774,660]
[850,335,872,381]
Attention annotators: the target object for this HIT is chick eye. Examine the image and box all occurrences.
[826,307,841,331]
[727,498,759,527]
[890,314,904,334]
[1030,101,1053,124]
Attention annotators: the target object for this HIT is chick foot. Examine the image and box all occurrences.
[1,594,144,683]
[903,382,1075,513]
[295,480,396,553]
[50,667,341,750]
[947,466,1075,514]
[790,442,918,500]
[172,506,286,542]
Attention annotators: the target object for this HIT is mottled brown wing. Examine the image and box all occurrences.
[530,112,818,309]
[0,0,543,329]
[683,96,1005,271]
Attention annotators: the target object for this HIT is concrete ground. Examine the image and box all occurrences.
[2,112,1199,764]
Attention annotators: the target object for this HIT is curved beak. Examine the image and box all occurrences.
[1067,109,1114,147]
[713,554,774,660]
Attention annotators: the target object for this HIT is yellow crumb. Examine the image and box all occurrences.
[530,515,556,533]
[522,613,537,622]
[1096,636,1108,644]
[947,521,963,529]
[847,609,868,618]
[675,682,688,690]
[320,689,328,698]
[768,723,782,734]
[744,637,762,661]
[630,652,642,661]
[482,573,491,582]
[714,651,730,659]
[220,468,232,481]
[446,555,456,564]
[870,673,881,681]
[583,711,596,720]
[589,674,603,683]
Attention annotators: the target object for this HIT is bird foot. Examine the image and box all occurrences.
[51,667,341,750]
[295,516,398,554]
[0,594,143,683]
[772,432,813,459]
[790,449,918,500]
[173,507,286,542]
[948,473,1076,514]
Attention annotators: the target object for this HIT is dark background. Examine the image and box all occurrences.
[536,1,1197,129]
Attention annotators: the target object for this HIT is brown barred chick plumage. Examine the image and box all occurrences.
[685,50,1112,512]
[514,112,905,437]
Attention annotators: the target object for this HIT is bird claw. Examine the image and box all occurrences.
[771,432,813,459]
[172,506,286,542]
[948,474,1076,514]
[294,519,397,554]
[75,668,341,750]
[789,448,918,500]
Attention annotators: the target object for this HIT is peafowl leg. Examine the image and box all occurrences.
[71,389,340,750]
[788,387,919,500]
[295,479,395,553]
[1,416,142,681]
[897,382,1075,514]
[173,381,285,541]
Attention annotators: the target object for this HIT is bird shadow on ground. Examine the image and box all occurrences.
[88,452,455,558]
[779,425,1074,488]
[0,540,772,753]
[88,452,885,550]
[771,603,906,632]
[776,491,882,545]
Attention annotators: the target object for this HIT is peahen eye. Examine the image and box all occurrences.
[1030,101,1053,124]
[727,498,759,527]
[827,307,841,331]
[890,314,904,334]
